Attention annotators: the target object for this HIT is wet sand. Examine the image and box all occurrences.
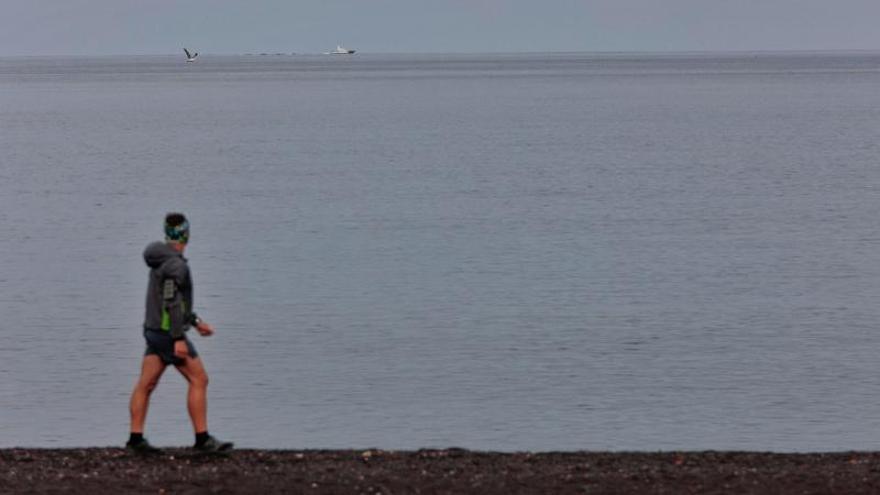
[2,448,880,494]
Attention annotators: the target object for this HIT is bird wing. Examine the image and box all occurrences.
[184,48,192,58]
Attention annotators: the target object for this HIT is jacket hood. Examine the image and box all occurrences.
[144,241,183,269]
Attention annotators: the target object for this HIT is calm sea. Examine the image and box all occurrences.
[2,52,880,451]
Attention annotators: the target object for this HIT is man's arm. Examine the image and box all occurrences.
[163,258,215,344]
[163,278,188,340]
[162,258,191,340]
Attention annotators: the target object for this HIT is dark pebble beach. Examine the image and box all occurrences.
[2,448,880,494]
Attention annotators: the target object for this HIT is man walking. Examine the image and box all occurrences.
[127,213,232,453]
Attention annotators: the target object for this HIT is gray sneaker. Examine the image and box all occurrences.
[126,437,162,455]
[194,435,233,452]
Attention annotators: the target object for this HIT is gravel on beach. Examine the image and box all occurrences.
[2,448,880,494]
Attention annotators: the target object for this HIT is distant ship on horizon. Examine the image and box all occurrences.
[327,45,355,55]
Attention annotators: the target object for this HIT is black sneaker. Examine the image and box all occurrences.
[194,435,233,452]
[126,437,162,454]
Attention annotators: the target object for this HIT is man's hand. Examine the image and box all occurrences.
[174,339,189,359]
[195,320,214,337]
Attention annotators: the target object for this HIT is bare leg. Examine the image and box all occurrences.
[130,355,167,433]
[174,356,209,433]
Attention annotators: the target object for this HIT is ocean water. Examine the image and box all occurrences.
[2,52,880,451]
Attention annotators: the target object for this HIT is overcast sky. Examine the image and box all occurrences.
[2,0,880,56]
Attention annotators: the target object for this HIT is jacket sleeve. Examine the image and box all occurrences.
[162,258,192,339]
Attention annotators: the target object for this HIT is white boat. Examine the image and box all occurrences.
[328,45,355,55]
[183,48,199,62]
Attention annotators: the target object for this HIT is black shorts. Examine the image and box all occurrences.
[144,329,198,365]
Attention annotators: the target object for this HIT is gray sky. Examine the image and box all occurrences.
[2,0,880,56]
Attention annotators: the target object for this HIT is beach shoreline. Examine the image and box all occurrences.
[2,448,879,494]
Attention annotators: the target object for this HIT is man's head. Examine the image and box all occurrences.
[164,212,190,247]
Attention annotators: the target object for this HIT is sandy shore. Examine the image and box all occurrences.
[2,448,880,494]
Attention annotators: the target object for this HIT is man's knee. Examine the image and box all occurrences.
[191,371,209,388]
[139,378,160,394]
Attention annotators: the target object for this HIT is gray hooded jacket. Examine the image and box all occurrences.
[143,241,197,339]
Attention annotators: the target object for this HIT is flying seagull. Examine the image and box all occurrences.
[184,48,198,62]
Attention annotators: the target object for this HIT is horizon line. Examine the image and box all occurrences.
[3,48,880,58]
